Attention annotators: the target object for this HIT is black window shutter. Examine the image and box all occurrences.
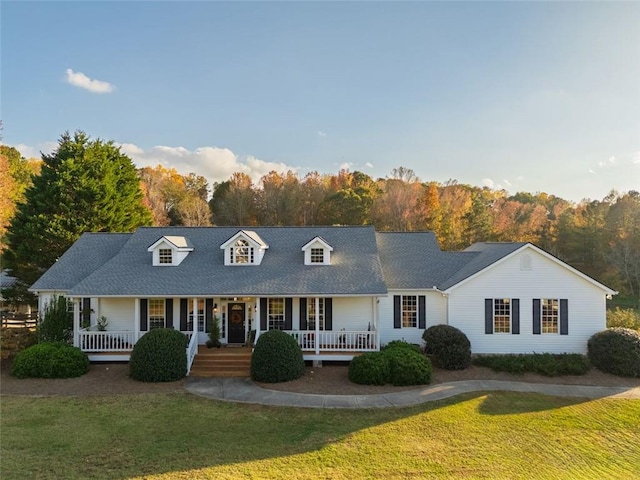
[260,298,267,330]
[418,295,426,329]
[205,298,213,333]
[325,298,333,331]
[285,298,293,330]
[165,299,174,329]
[140,299,148,331]
[393,295,401,329]
[511,298,520,334]
[532,299,541,334]
[180,299,188,331]
[484,299,493,334]
[82,298,91,325]
[560,299,568,335]
[299,298,308,330]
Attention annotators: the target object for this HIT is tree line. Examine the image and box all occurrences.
[1,131,639,306]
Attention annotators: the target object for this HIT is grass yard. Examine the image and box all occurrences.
[1,392,639,479]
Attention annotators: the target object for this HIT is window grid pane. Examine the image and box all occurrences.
[493,299,511,333]
[268,298,285,330]
[159,248,172,264]
[187,299,205,332]
[232,239,253,264]
[307,298,324,330]
[541,299,559,334]
[310,248,324,263]
[149,299,165,330]
[402,295,417,328]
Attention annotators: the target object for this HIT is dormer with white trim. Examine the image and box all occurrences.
[220,230,269,266]
[302,236,333,265]
[147,236,194,266]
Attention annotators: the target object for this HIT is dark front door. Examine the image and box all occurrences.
[228,303,246,344]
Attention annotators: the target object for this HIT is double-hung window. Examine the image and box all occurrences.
[493,299,511,333]
[158,248,173,264]
[307,298,325,330]
[541,299,559,334]
[402,295,418,328]
[149,299,165,329]
[268,298,285,330]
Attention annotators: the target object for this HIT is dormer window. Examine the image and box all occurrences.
[159,248,173,264]
[302,236,333,265]
[221,230,268,266]
[147,236,193,266]
[310,248,324,264]
[231,239,254,264]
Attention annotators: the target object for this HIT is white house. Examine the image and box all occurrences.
[29,226,616,368]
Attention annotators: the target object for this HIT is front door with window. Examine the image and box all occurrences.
[228,303,246,344]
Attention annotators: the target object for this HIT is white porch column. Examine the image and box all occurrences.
[192,297,198,336]
[315,297,320,355]
[73,298,80,348]
[254,298,261,344]
[134,297,140,342]
[374,297,380,351]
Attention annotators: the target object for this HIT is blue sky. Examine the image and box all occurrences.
[2,1,638,202]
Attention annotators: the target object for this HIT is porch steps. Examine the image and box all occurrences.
[189,345,252,378]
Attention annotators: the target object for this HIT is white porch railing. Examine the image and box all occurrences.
[78,328,142,352]
[186,330,198,374]
[286,330,377,352]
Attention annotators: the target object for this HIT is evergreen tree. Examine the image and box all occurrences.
[3,131,152,297]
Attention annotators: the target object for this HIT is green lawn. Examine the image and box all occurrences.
[1,392,639,479]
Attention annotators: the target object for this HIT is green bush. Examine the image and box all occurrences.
[588,328,640,378]
[251,329,305,383]
[422,324,471,370]
[348,352,390,385]
[129,328,188,382]
[607,308,640,331]
[472,353,590,376]
[384,347,432,386]
[38,296,73,343]
[11,342,89,378]
[382,340,422,353]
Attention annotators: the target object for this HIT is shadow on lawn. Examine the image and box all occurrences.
[475,390,592,415]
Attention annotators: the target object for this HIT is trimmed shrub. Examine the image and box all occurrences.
[607,308,640,331]
[129,328,188,382]
[384,347,432,386]
[473,353,590,376]
[11,342,89,378]
[382,340,422,353]
[588,328,640,378]
[251,330,305,383]
[422,324,471,370]
[349,352,391,385]
[38,296,73,343]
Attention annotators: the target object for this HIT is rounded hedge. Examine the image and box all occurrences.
[588,328,640,378]
[11,342,89,379]
[422,324,471,370]
[382,340,422,353]
[384,347,432,386]
[348,352,390,385]
[130,328,188,382]
[251,329,305,383]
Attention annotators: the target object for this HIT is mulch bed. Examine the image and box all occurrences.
[2,357,638,397]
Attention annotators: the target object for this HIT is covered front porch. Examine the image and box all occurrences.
[70,295,381,367]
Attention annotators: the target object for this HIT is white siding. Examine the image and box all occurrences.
[378,291,447,346]
[292,297,374,331]
[98,298,136,331]
[447,248,608,354]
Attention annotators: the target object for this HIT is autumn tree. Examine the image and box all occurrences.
[3,131,152,300]
[210,172,257,225]
[257,170,303,225]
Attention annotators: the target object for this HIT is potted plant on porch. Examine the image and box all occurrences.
[206,315,222,348]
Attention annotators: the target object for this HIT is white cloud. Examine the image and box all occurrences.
[633,152,640,164]
[365,162,374,168]
[588,169,596,174]
[65,68,115,94]
[339,162,353,171]
[317,130,327,137]
[119,143,296,185]
[11,142,56,159]
[482,178,494,188]
[503,179,512,187]
[598,156,616,168]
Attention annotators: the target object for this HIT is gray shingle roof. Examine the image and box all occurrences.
[64,226,388,297]
[30,233,132,292]
[29,227,532,297]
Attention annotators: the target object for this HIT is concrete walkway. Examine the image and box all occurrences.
[185,377,640,409]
